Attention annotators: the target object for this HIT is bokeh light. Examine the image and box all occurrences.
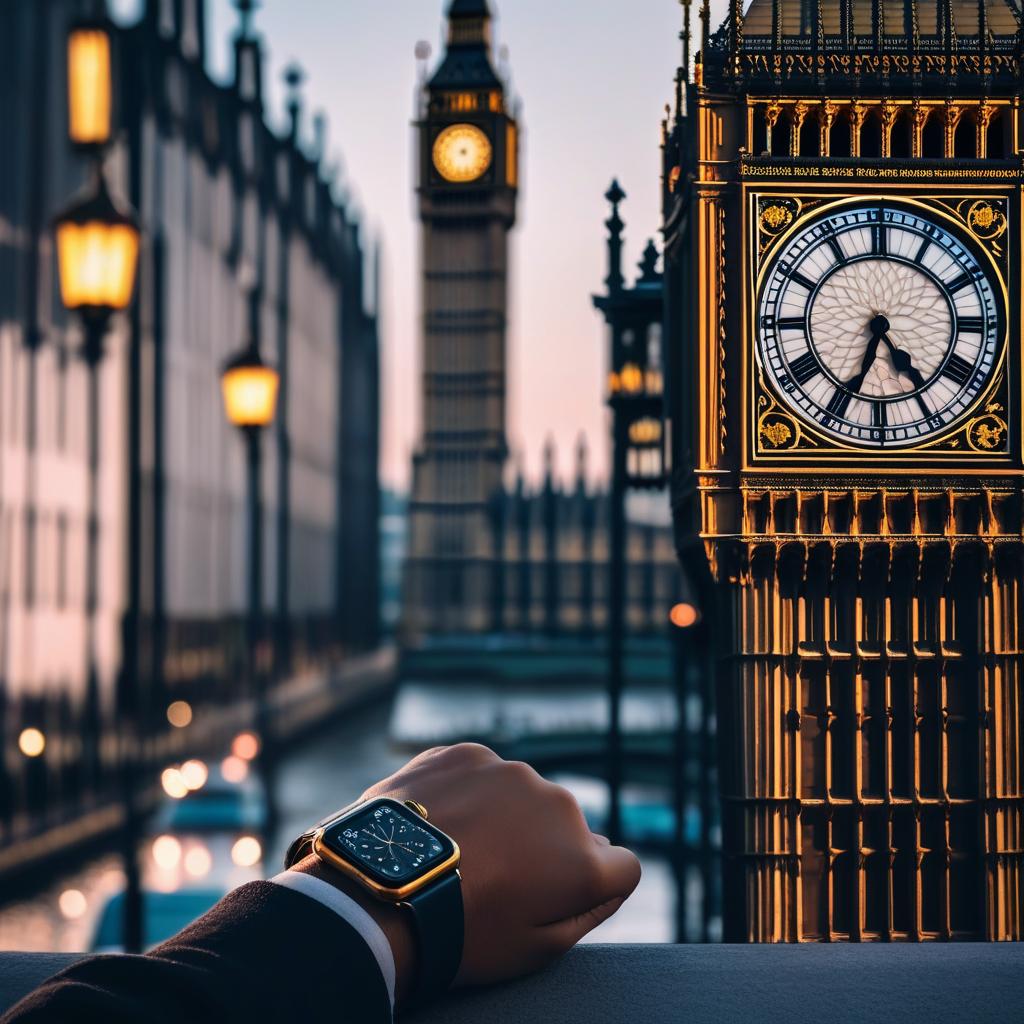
[166,701,193,728]
[669,602,700,629]
[231,731,260,761]
[152,835,182,870]
[18,728,46,758]
[160,767,189,799]
[184,845,213,878]
[58,889,88,920]
[220,755,249,784]
[231,836,262,867]
[180,759,208,791]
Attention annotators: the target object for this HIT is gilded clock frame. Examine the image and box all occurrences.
[743,186,1018,473]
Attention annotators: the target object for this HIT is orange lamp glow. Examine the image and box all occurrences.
[67,22,112,147]
[54,173,139,314]
[221,348,280,429]
[669,602,700,629]
[619,363,643,394]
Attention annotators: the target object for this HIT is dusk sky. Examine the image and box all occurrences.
[114,0,731,489]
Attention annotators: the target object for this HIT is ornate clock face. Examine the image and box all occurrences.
[757,203,1003,448]
[432,123,492,183]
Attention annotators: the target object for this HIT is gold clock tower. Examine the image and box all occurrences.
[664,0,1023,941]
[404,0,519,637]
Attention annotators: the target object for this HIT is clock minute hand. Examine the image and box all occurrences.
[843,314,889,394]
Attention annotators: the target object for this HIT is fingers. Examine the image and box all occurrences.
[596,841,642,900]
[539,894,629,953]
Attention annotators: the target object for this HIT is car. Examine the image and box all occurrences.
[149,766,267,835]
[89,888,228,952]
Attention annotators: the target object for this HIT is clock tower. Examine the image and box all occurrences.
[403,0,519,637]
[664,0,1024,940]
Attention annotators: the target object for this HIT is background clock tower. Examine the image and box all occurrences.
[664,0,1023,941]
[403,0,519,638]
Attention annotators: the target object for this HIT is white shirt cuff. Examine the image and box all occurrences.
[270,870,397,1009]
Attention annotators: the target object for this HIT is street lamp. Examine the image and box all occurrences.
[221,322,280,839]
[67,16,113,149]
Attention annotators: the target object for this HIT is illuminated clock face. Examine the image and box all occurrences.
[757,203,1003,448]
[432,123,492,183]
[327,801,453,886]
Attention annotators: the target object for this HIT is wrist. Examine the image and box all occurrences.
[291,854,418,1006]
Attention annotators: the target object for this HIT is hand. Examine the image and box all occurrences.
[879,332,932,416]
[297,744,641,1003]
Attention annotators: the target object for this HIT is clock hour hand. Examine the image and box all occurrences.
[879,332,932,417]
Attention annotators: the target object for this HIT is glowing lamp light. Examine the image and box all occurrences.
[628,417,663,445]
[231,836,262,868]
[231,731,260,761]
[180,759,208,791]
[160,766,189,800]
[221,347,279,429]
[166,700,193,728]
[54,173,139,316]
[221,755,249,784]
[618,363,643,394]
[152,835,182,870]
[59,888,88,920]
[669,602,701,630]
[18,728,46,758]
[67,21,112,147]
[184,844,213,878]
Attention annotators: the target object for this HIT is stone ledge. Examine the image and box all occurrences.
[1,944,1021,1022]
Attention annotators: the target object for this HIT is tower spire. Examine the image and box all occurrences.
[604,180,626,294]
[447,0,491,48]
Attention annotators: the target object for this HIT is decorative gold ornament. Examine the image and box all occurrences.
[759,203,793,232]
[964,200,1007,241]
[967,411,1008,452]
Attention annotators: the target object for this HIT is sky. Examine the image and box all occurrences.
[114,0,731,490]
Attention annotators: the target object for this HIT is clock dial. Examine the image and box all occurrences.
[757,203,1003,447]
[432,123,492,183]
[329,802,451,885]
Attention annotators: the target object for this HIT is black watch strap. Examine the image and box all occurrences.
[400,869,464,1006]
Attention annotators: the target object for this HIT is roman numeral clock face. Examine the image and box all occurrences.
[756,203,1003,449]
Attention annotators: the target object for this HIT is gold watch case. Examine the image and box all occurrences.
[311,798,461,902]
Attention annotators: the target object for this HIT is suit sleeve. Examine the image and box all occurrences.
[0,881,392,1024]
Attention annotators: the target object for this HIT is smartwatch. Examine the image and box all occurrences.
[284,797,463,1005]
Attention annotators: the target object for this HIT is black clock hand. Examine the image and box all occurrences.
[843,314,890,394]
[880,332,932,418]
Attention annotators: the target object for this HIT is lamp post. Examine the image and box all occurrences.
[56,3,144,951]
[592,182,667,846]
[221,309,280,840]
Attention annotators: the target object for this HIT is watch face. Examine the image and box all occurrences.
[432,123,492,183]
[757,202,1003,448]
[323,799,456,888]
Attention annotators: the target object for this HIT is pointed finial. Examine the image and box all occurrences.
[284,62,305,141]
[699,0,711,60]
[575,433,588,490]
[638,239,660,282]
[604,180,626,293]
[234,0,258,37]
[729,0,743,76]
[680,0,692,85]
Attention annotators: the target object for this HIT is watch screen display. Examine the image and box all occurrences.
[324,800,454,886]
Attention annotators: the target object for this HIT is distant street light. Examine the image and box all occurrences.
[221,306,280,839]
[220,345,280,429]
[67,16,113,148]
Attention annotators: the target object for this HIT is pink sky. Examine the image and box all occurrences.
[117,0,731,489]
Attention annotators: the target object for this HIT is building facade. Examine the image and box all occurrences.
[664,0,1024,941]
[0,0,379,847]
